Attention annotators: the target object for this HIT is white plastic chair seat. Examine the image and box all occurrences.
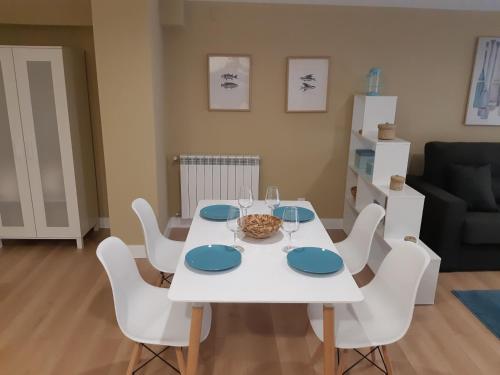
[97,236,212,350]
[308,242,430,351]
[132,198,184,274]
[335,240,363,275]
[308,284,407,348]
[150,237,184,274]
[124,284,211,347]
[335,203,385,275]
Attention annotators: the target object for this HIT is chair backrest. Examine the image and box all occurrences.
[96,236,145,338]
[132,197,163,262]
[366,242,430,341]
[344,203,385,273]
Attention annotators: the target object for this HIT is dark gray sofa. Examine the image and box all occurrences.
[407,142,500,271]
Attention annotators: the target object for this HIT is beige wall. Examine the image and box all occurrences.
[152,0,169,228]
[3,0,500,231]
[165,2,500,218]
[161,0,185,26]
[0,24,108,217]
[0,0,91,26]
[0,0,183,27]
[0,0,182,230]
[91,0,167,243]
[0,0,186,223]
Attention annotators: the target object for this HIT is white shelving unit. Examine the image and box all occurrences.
[343,95,441,305]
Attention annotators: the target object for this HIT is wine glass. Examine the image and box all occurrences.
[265,186,280,215]
[226,206,243,251]
[282,206,299,252]
[238,186,253,217]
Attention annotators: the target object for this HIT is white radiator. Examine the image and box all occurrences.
[180,155,260,218]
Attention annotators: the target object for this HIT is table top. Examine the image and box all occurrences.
[168,200,363,304]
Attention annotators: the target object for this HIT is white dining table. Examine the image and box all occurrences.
[168,200,363,375]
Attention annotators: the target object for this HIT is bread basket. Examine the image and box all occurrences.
[242,214,282,239]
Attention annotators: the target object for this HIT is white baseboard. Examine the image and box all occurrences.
[320,218,343,230]
[164,216,192,236]
[99,217,110,229]
[129,245,146,258]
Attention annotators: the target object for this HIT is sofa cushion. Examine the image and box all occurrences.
[463,212,500,245]
[423,142,500,188]
[448,164,498,212]
[493,178,500,203]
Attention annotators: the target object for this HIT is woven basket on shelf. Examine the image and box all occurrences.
[350,186,357,200]
[404,235,417,243]
[390,175,405,191]
[377,123,396,140]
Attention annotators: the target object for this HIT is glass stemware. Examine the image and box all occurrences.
[282,206,299,252]
[265,186,280,215]
[226,206,244,251]
[238,186,253,217]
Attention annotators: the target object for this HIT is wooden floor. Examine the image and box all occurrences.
[0,229,499,375]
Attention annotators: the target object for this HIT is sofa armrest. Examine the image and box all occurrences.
[407,175,467,270]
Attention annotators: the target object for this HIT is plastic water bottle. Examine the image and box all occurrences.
[366,68,382,96]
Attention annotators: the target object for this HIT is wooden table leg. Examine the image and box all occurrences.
[323,305,336,375]
[186,305,204,375]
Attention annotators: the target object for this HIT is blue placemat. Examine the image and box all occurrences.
[185,244,241,272]
[200,204,239,221]
[287,247,343,274]
[452,290,500,339]
[274,206,315,223]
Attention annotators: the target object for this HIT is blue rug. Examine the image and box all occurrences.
[452,290,500,339]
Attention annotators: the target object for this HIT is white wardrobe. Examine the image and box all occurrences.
[0,46,98,249]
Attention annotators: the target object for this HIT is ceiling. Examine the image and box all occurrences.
[189,0,500,12]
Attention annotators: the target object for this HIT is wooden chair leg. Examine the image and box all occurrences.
[381,345,394,375]
[337,349,348,375]
[157,272,168,287]
[175,347,187,375]
[126,343,142,375]
[370,346,376,362]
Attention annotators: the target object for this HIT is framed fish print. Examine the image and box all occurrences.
[208,54,251,111]
[466,37,500,125]
[286,57,330,112]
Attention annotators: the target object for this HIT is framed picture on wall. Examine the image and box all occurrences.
[286,57,330,112]
[466,37,500,126]
[208,54,251,111]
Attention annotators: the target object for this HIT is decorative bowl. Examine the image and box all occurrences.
[242,214,282,239]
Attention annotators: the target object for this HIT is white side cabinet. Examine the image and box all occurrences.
[0,46,98,249]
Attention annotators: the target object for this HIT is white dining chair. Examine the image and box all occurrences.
[336,203,385,275]
[308,241,430,375]
[97,236,212,375]
[132,197,184,286]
